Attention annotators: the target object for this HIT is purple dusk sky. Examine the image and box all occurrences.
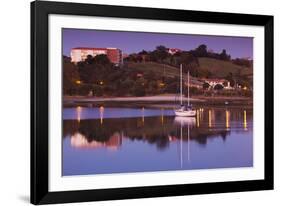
[62,28,253,59]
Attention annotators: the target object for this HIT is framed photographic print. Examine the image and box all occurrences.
[31,0,274,204]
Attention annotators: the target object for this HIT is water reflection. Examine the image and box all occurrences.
[76,106,82,123]
[99,106,104,125]
[244,110,247,130]
[173,116,195,167]
[226,110,230,129]
[63,106,253,175]
[142,107,145,125]
[208,109,212,128]
[161,108,164,125]
[174,116,196,126]
[71,131,122,150]
[64,107,251,149]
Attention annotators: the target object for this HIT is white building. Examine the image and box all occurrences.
[167,48,181,55]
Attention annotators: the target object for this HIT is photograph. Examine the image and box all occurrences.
[62,28,254,176]
[29,1,274,204]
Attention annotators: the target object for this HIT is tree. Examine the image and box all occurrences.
[203,82,210,90]
[197,69,213,78]
[125,54,138,62]
[78,84,94,96]
[63,62,80,95]
[77,54,114,85]
[85,55,94,64]
[150,45,169,62]
[232,58,252,67]
[92,85,103,96]
[143,70,157,81]
[184,87,199,96]
[138,50,148,55]
[219,49,231,61]
[193,44,208,57]
[93,54,111,65]
[225,72,235,87]
[133,82,146,96]
[178,52,199,76]
[78,64,95,84]
[156,45,167,53]
[214,84,224,90]
[63,55,71,63]
[118,79,135,95]
[136,55,143,62]
[164,81,178,93]
[147,80,159,94]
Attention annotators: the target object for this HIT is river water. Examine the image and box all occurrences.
[62,105,253,176]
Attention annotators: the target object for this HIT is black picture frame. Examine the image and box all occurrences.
[31,0,274,204]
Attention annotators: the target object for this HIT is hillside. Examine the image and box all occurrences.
[198,57,253,78]
[127,62,180,78]
[127,58,252,79]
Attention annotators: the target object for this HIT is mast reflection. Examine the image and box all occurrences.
[174,116,195,167]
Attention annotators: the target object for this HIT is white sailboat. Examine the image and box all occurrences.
[174,64,196,117]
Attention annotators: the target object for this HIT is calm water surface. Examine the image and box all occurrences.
[63,105,253,176]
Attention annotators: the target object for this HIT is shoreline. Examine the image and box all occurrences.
[64,94,253,107]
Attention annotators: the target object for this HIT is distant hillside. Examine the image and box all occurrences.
[198,57,253,78]
[127,58,253,79]
[127,62,202,86]
[127,62,180,77]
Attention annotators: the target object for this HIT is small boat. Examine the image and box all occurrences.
[174,64,196,117]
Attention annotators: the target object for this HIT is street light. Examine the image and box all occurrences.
[76,80,81,85]
[159,82,165,87]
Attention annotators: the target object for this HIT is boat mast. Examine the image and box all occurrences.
[187,70,190,106]
[180,64,183,106]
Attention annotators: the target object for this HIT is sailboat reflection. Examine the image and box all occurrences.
[174,116,196,126]
[173,116,196,168]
